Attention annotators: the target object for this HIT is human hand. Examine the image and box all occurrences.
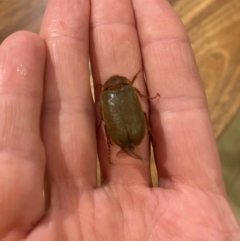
[0,0,239,240]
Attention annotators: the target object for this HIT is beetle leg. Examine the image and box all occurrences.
[98,109,113,163]
[143,112,157,147]
[131,68,143,84]
[134,87,160,100]
[97,105,104,132]
[94,83,102,89]
[104,125,113,164]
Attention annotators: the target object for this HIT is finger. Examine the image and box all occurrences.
[0,31,45,239]
[132,0,225,192]
[90,0,152,187]
[40,0,96,203]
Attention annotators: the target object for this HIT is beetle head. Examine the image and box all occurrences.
[102,75,132,91]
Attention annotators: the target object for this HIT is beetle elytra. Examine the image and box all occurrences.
[98,69,159,163]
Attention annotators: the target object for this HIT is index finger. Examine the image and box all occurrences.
[132,0,225,193]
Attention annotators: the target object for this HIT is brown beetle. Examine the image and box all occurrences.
[99,70,159,163]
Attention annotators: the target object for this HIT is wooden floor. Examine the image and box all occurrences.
[0,0,240,219]
[171,0,240,138]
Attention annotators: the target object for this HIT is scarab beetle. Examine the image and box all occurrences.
[99,69,159,163]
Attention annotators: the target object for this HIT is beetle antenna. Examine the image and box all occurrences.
[131,68,143,84]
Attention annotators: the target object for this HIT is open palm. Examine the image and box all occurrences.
[0,0,239,240]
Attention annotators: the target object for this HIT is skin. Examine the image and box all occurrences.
[0,0,239,240]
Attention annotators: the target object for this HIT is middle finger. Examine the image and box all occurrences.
[90,0,152,186]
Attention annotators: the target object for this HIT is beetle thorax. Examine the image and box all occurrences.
[102,75,132,91]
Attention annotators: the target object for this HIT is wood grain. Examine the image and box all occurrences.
[171,0,240,138]
[0,0,47,43]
